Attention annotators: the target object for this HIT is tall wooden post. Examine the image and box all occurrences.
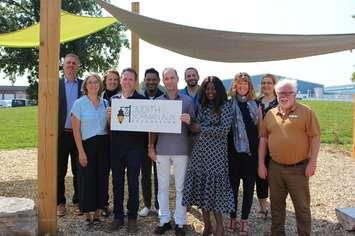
[131,2,140,89]
[38,0,61,234]
[353,94,355,159]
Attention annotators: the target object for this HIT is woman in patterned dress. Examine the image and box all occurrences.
[182,76,234,236]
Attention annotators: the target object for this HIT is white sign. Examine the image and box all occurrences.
[111,99,182,133]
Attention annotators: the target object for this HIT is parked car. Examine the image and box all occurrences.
[0,100,12,108]
[11,99,29,107]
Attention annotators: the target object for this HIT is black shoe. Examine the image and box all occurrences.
[110,219,124,231]
[128,219,138,233]
[154,222,172,234]
[101,206,110,217]
[175,225,186,236]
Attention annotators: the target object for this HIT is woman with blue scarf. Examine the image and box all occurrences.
[227,72,259,235]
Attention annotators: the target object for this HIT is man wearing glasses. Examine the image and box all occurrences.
[258,79,320,236]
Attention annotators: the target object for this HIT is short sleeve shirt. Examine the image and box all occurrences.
[71,96,108,140]
[155,93,195,156]
[260,102,320,165]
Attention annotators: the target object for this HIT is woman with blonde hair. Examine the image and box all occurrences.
[228,72,259,235]
[256,74,278,219]
[71,73,110,227]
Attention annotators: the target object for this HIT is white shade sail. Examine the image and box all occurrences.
[97,0,355,62]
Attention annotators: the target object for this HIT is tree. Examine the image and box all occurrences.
[352,72,355,83]
[0,0,129,99]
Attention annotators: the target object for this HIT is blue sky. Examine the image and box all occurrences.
[2,0,355,88]
[109,0,355,88]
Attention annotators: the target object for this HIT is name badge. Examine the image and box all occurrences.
[289,114,299,119]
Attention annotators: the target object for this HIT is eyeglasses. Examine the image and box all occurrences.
[278,91,295,97]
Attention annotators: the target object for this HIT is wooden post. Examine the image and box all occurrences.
[353,94,355,159]
[131,2,140,89]
[38,0,61,234]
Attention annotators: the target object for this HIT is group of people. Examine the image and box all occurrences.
[57,53,320,236]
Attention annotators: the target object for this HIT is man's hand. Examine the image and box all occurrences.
[258,163,268,179]
[305,158,317,177]
[190,123,201,133]
[181,113,191,125]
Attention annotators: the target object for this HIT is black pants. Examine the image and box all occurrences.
[256,154,270,199]
[78,135,110,213]
[229,153,257,220]
[57,131,79,205]
[111,146,144,220]
[141,156,159,209]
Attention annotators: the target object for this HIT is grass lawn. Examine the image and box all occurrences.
[0,106,37,149]
[0,100,352,151]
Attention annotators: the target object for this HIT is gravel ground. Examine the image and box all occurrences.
[0,147,354,235]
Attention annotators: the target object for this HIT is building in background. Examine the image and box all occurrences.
[222,74,324,98]
[0,86,28,100]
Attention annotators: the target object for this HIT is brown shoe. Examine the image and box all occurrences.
[110,219,124,231]
[57,204,66,217]
[127,219,138,233]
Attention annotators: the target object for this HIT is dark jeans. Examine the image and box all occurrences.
[256,153,270,199]
[111,146,144,220]
[229,152,257,220]
[78,135,110,213]
[141,156,159,209]
[57,131,79,205]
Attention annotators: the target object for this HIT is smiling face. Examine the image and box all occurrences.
[63,56,79,80]
[261,76,275,97]
[205,82,217,102]
[277,84,296,110]
[144,72,160,92]
[85,76,100,96]
[105,72,120,91]
[234,80,249,96]
[120,71,136,95]
[184,68,199,87]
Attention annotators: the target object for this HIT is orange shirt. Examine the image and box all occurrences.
[260,102,320,165]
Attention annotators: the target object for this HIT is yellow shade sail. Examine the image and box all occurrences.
[0,11,118,48]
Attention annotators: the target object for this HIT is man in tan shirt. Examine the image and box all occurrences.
[259,79,320,236]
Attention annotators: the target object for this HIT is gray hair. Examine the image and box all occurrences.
[162,67,178,79]
[275,79,297,94]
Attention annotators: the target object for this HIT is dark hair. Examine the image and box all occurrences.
[184,67,199,78]
[260,73,277,97]
[199,76,227,119]
[144,68,160,78]
[121,67,138,80]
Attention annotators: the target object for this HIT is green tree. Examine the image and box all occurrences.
[0,0,129,99]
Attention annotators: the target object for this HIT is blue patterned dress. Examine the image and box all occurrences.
[182,101,235,213]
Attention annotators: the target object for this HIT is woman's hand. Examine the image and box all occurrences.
[106,107,112,121]
[148,145,157,161]
[181,113,191,125]
[79,151,88,167]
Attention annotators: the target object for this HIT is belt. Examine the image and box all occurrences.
[273,159,308,167]
[63,128,73,132]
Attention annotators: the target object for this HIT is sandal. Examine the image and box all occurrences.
[227,218,239,232]
[239,219,249,235]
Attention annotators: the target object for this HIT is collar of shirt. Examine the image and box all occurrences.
[163,92,180,100]
[276,102,298,118]
[64,77,78,84]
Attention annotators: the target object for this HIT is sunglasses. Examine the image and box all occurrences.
[238,72,250,79]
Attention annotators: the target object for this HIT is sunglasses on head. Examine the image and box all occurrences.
[238,72,250,79]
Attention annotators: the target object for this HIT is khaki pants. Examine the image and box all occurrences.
[268,160,311,236]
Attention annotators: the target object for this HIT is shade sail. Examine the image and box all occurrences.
[96,0,355,62]
[0,11,117,48]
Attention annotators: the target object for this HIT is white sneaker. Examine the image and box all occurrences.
[138,207,150,217]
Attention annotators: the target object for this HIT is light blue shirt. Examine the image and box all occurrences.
[64,77,79,129]
[71,96,108,140]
